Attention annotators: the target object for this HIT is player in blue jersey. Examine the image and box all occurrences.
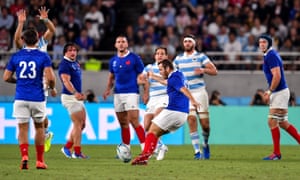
[14,7,56,152]
[131,59,200,165]
[3,28,56,170]
[59,43,89,159]
[173,34,218,160]
[142,47,169,160]
[103,35,147,154]
[258,34,300,160]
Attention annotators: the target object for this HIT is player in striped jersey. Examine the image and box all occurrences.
[173,34,218,160]
[14,7,56,153]
[142,47,169,160]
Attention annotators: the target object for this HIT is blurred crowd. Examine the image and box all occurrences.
[0,0,300,70]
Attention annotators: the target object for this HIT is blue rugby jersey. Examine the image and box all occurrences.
[263,48,288,92]
[5,48,52,101]
[166,70,189,113]
[143,62,167,98]
[58,57,82,95]
[173,51,211,92]
[109,51,144,94]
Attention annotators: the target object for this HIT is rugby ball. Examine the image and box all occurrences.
[116,143,132,163]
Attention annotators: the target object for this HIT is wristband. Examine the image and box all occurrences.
[41,18,49,23]
[266,90,272,95]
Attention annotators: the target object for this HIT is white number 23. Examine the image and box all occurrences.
[19,61,37,79]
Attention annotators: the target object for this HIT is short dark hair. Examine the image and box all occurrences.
[22,28,38,46]
[155,46,168,55]
[158,59,173,70]
[63,42,79,55]
[115,34,127,40]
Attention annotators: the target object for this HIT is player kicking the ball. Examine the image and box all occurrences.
[132,59,200,165]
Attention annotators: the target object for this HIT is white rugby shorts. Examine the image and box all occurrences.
[61,94,85,114]
[145,95,168,114]
[152,109,187,132]
[189,88,209,112]
[270,88,289,109]
[114,93,139,112]
[13,100,46,123]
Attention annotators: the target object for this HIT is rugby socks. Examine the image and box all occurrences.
[74,146,81,155]
[271,127,281,155]
[121,127,130,145]
[143,132,158,156]
[20,144,29,157]
[190,132,201,153]
[35,145,44,162]
[134,125,146,144]
[65,141,73,149]
[202,130,210,146]
[286,125,300,144]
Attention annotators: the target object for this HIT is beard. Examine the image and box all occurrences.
[184,45,194,53]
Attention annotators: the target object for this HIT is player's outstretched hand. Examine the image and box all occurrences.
[38,6,49,20]
[16,9,26,23]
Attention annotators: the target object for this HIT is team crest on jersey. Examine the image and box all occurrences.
[126,60,131,65]
[113,60,117,67]
[192,58,197,61]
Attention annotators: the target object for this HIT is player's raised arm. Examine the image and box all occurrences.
[14,9,26,49]
[39,6,55,41]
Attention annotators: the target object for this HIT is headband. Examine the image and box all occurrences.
[183,37,196,45]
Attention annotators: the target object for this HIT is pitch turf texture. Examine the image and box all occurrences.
[0,145,299,180]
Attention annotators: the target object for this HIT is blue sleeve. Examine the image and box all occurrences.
[59,61,70,75]
[44,53,52,67]
[5,55,16,72]
[267,51,281,69]
[135,55,144,74]
[108,57,114,74]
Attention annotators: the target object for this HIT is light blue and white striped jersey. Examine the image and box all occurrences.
[173,51,211,91]
[23,37,48,52]
[37,37,48,52]
[143,62,167,98]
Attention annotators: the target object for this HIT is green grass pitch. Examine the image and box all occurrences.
[0,144,299,180]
